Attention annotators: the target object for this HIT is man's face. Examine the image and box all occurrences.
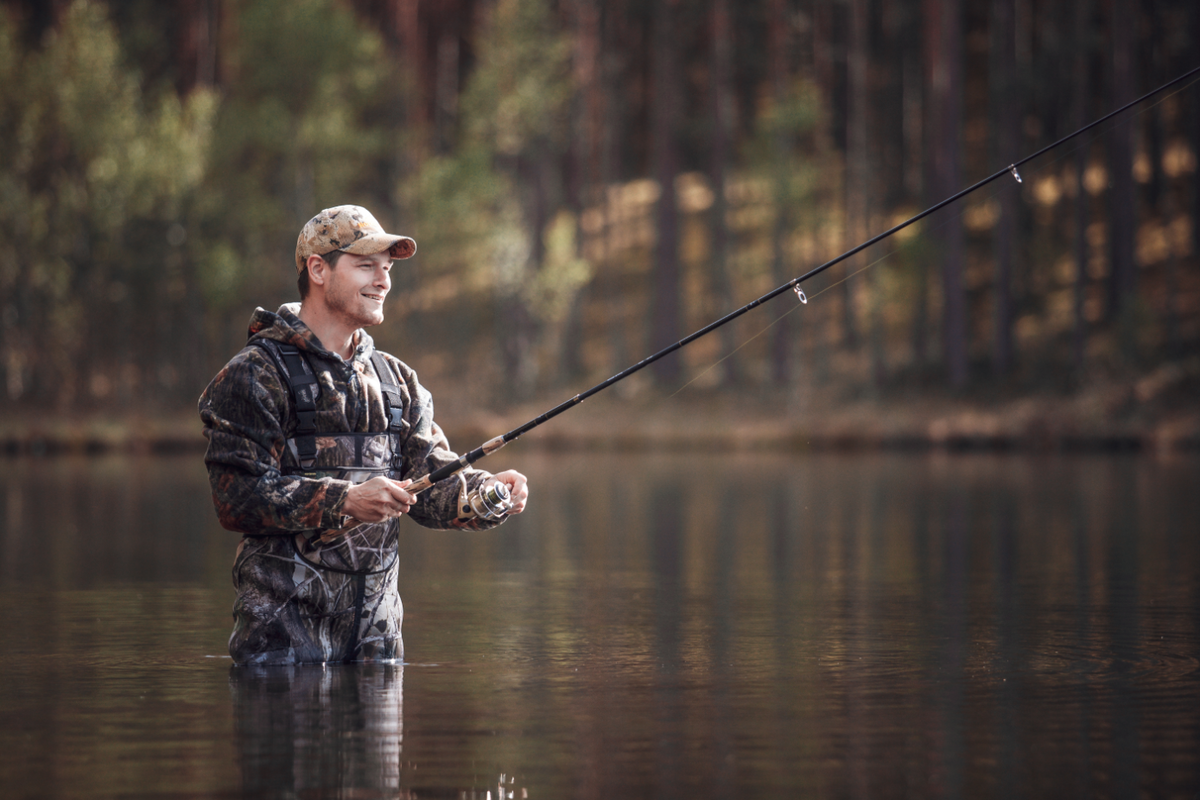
[323,251,393,329]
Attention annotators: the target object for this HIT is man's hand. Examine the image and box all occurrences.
[490,469,529,515]
[342,476,416,523]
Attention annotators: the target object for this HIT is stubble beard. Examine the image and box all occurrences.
[326,279,385,331]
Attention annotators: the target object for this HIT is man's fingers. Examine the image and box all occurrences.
[370,478,412,502]
[386,479,415,504]
[371,482,410,515]
[492,470,529,514]
[343,477,416,524]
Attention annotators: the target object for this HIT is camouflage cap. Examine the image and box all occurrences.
[295,205,416,273]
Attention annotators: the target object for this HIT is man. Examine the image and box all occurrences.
[199,205,528,665]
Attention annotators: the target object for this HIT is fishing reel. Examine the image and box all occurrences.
[457,473,513,521]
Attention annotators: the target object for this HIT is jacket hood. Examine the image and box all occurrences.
[246,303,376,363]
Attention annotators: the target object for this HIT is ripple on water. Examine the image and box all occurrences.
[1017,605,1200,688]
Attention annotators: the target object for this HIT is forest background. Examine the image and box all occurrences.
[0,0,1197,453]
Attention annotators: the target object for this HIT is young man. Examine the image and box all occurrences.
[199,205,528,665]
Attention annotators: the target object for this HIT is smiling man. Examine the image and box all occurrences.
[199,205,528,666]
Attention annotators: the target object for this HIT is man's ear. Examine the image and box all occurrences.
[306,254,329,287]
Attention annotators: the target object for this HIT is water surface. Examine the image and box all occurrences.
[1,451,1197,798]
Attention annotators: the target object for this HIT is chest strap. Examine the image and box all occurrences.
[257,341,405,473]
[370,351,407,470]
[275,344,320,469]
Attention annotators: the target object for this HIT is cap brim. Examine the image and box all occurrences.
[343,234,417,260]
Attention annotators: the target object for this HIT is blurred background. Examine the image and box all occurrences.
[0,0,1196,448]
[2,7,1198,794]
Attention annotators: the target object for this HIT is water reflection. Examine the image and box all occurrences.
[231,663,406,797]
[391,452,1200,797]
[0,454,228,589]
[0,451,1197,798]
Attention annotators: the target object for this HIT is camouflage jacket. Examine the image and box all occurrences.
[199,304,503,665]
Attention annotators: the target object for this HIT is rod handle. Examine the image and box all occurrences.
[406,474,434,495]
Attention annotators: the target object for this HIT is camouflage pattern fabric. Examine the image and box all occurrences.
[199,303,504,665]
[294,205,416,273]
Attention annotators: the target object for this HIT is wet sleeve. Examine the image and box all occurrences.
[198,349,351,535]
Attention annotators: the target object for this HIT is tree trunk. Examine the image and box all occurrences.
[909,28,928,369]
[1072,0,1092,370]
[767,0,793,386]
[810,0,835,385]
[991,0,1017,377]
[386,0,423,229]
[650,0,682,385]
[601,1,630,380]
[1106,0,1136,325]
[176,0,218,92]
[433,33,459,154]
[926,0,967,388]
[560,0,603,382]
[497,154,548,400]
[1191,3,1200,260]
[1143,3,1166,217]
[848,0,884,386]
[709,0,738,386]
[396,0,425,132]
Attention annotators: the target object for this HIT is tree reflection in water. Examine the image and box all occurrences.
[0,452,1197,797]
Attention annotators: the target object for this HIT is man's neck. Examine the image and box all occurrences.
[297,303,357,360]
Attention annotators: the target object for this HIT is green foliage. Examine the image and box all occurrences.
[0,0,1189,413]
[526,211,591,324]
[193,0,392,316]
[0,0,215,404]
[410,147,510,291]
[742,79,822,209]
[460,0,574,158]
[411,0,586,331]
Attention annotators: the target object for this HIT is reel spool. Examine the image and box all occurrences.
[457,475,513,520]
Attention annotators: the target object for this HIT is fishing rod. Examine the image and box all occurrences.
[408,64,1200,519]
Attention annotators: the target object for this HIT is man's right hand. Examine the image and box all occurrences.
[341,477,416,523]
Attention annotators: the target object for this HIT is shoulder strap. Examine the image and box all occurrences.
[370,351,407,433]
[259,342,320,470]
[370,351,407,470]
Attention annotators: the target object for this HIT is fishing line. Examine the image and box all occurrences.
[1017,72,1200,183]
[672,66,1200,399]
[398,63,1200,506]
[667,256,882,399]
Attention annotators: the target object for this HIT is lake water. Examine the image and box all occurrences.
[0,450,1197,798]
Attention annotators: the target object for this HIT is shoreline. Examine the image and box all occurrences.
[3,396,1197,457]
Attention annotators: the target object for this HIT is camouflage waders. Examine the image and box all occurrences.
[200,305,504,665]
